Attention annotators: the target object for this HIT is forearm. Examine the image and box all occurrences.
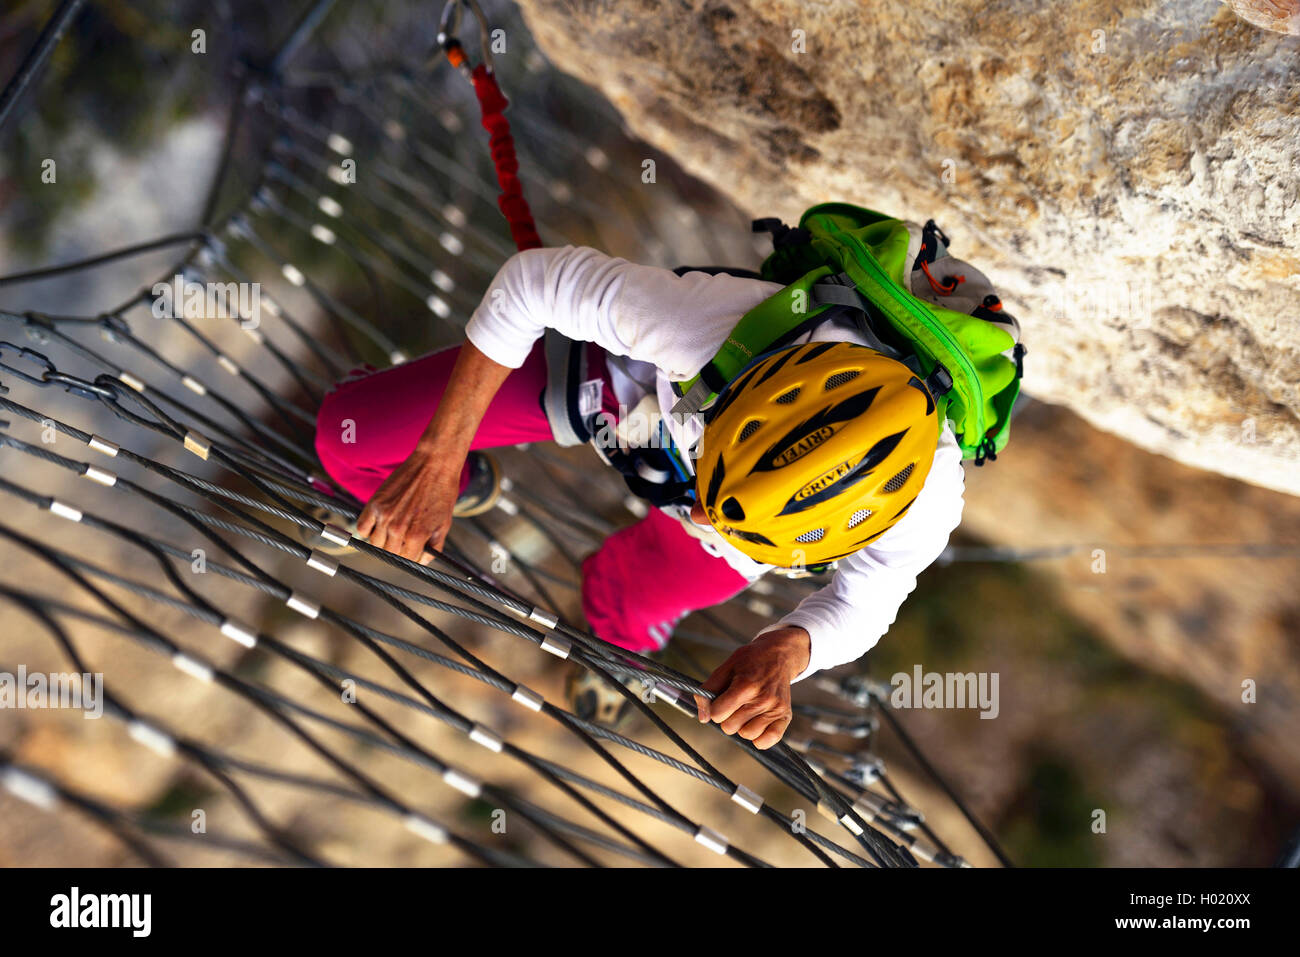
[414,340,512,471]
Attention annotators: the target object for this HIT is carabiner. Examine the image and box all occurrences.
[0,341,56,386]
[434,0,495,77]
[0,342,109,399]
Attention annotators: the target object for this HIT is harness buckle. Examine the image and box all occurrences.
[924,364,954,397]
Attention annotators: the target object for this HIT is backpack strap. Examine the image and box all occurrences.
[669,275,927,420]
[812,273,955,401]
[670,264,843,417]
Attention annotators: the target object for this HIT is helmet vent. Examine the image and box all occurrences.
[794,528,825,544]
[824,370,861,391]
[738,419,762,442]
[721,496,745,521]
[774,387,801,404]
[847,508,873,529]
[882,463,915,493]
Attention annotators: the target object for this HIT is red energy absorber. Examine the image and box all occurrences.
[468,63,542,252]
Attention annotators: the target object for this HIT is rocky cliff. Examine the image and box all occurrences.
[515,0,1300,494]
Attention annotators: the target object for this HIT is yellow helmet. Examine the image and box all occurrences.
[695,341,939,567]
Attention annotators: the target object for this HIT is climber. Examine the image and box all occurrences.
[313,205,1023,749]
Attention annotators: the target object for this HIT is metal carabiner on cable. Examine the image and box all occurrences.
[0,341,110,399]
[434,0,495,78]
[0,341,57,386]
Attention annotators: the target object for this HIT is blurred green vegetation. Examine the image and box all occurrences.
[142,775,216,819]
[2,2,226,252]
[871,548,1274,865]
[999,754,1105,867]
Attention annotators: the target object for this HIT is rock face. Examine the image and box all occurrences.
[1223,0,1300,35]
[514,0,1300,495]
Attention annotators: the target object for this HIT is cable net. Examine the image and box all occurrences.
[0,1,1000,868]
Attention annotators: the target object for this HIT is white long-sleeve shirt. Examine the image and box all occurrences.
[466,245,966,681]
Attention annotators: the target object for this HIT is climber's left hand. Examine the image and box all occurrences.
[694,626,811,750]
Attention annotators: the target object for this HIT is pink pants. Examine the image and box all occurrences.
[315,341,751,653]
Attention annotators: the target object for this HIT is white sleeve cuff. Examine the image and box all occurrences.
[464,313,536,370]
[795,615,857,684]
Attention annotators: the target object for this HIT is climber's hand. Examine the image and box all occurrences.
[694,626,811,750]
[356,452,460,563]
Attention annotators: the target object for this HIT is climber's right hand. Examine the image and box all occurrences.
[356,451,461,563]
[353,339,512,564]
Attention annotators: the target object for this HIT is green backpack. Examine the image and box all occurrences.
[672,202,1025,464]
